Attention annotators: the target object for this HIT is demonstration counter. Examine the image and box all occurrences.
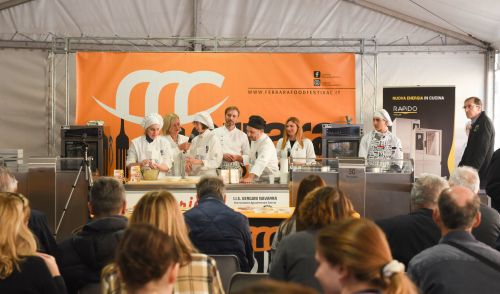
[124,178,290,210]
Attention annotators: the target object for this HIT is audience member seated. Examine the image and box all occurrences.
[270,186,357,292]
[57,177,127,294]
[271,174,325,258]
[408,186,500,294]
[234,279,317,294]
[316,218,417,294]
[102,190,224,293]
[0,166,57,255]
[0,192,67,294]
[376,174,448,266]
[184,176,255,272]
[112,224,180,294]
[449,166,500,248]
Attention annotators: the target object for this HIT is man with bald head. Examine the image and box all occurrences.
[449,166,500,249]
[408,186,500,294]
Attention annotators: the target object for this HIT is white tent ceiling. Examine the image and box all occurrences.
[0,0,498,50]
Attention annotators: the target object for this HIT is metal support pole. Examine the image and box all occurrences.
[65,38,70,125]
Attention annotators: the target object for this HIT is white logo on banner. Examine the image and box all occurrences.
[92,70,228,124]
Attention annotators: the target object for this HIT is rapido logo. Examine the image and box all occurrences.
[393,105,418,114]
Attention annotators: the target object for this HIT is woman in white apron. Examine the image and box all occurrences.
[126,113,172,178]
[359,109,403,169]
[186,111,223,176]
[276,117,316,165]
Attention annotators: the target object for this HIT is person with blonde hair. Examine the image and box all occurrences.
[270,186,357,292]
[0,192,66,293]
[102,190,223,293]
[163,112,190,176]
[275,117,316,164]
[315,218,417,294]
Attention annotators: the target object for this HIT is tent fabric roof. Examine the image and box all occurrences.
[0,0,498,49]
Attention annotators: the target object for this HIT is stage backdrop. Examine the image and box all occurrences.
[76,52,355,172]
[383,86,455,177]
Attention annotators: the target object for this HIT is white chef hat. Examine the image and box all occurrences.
[193,111,214,130]
[374,109,393,126]
[142,113,164,129]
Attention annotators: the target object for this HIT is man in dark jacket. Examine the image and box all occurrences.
[486,148,500,213]
[376,174,448,266]
[57,177,127,294]
[184,176,254,272]
[459,96,495,189]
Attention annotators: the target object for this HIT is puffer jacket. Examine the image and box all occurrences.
[184,195,255,272]
[56,215,127,294]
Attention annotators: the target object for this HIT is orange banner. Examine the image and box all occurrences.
[76,52,355,173]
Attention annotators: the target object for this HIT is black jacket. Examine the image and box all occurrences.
[0,256,67,294]
[184,195,255,272]
[486,148,500,213]
[56,215,127,294]
[376,208,441,267]
[459,111,495,188]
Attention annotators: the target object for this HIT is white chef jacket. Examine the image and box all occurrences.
[244,133,279,178]
[358,130,403,161]
[164,134,189,176]
[126,135,173,179]
[213,126,250,162]
[187,129,223,176]
[275,138,316,164]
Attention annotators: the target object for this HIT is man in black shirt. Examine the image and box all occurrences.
[57,177,127,294]
[459,97,495,189]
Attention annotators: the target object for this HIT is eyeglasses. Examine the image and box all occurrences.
[463,104,479,110]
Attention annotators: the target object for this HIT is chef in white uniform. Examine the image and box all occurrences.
[359,109,403,166]
[241,115,279,183]
[276,117,316,164]
[126,113,172,178]
[186,111,223,176]
[213,106,250,169]
[162,112,190,176]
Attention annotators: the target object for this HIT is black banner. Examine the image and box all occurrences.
[383,87,455,177]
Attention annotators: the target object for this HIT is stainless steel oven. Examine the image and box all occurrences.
[321,124,363,159]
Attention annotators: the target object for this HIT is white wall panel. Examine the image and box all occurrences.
[376,52,486,167]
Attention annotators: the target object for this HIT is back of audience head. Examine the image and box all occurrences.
[131,190,196,265]
[0,192,37,279]
[436,186,481,232]
[89,177,126,218]
[448,166,480,194]
[116,223,180,294]
[316,218,418,294]
[234,279,317,294]
[0,166,18,192]
[287,175,325,233]
[411,173,449,210]
[195,176,225,201]
[298,186,355,231]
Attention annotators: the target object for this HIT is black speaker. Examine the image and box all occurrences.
[60,125,110,176]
